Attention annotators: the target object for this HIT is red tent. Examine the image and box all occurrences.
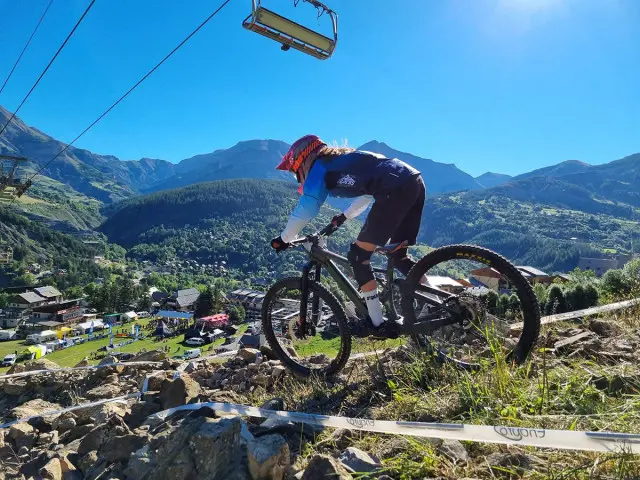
[196,314,229,329]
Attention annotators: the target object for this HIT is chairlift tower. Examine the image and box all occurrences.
[0,155,31,202]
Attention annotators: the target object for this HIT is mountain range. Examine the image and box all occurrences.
[0,105,504,204]
[4,103,638,213]
[0,104,638,274]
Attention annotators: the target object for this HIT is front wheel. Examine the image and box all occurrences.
[401,244,541,369]
[261,277,352,377]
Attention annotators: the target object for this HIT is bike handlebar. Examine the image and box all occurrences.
[289,221,338,247]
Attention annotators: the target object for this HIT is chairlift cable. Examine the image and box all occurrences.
[0,0,95,138]
[0,0,55,97]
[9,0,234,207]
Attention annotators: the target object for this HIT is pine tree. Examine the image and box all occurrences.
[194,286,214,319]
[508,293,521,315]
[545,285,567,315]
[484,290,499,315]
[212,285,224,314]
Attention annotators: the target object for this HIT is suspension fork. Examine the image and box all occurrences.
[299,260,321,335]
[310,262,322,326]
[384,258,400,322]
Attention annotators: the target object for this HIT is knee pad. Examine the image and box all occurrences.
[347,243,375,288]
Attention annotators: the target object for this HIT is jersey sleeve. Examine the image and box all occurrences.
[280,162,329,243]
[343,195,373,219]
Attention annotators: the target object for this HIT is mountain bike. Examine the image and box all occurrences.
[261,222,541,376]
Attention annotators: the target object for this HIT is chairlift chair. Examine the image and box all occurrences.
[0,155,30,202]
[243,0,338,60]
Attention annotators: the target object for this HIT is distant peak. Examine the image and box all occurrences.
[562,160,591,167]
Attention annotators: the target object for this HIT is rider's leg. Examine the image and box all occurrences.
[389,175,427,281]
[347,241,384,326]
[353,180,420,327]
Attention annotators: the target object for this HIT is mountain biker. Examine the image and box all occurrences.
[270,135,426,338]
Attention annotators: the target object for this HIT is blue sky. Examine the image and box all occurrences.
[0,0,638,176]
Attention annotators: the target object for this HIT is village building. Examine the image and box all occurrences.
[164,288,200,311]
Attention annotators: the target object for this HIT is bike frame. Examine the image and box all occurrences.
[292,228,466,337]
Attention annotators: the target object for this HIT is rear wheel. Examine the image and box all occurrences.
[261,277,352,377]
[401,244,541,369]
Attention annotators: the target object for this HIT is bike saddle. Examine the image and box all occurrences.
[375,240,409,256]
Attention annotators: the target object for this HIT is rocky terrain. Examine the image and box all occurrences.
[1,311,640,479]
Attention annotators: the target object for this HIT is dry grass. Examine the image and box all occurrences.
[243,306,640,479]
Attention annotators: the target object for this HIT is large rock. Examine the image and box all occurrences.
[247,434,290,480]
[52,415,77,433]
[252,374,273,388]
[301,455,352,480]
[159,375,201,409]
[98,355,119,366]
[3,380,29,396]
[39,457,63,480]
[486,453,532,474]
[11,399,62,419]
[66,423,95,442]
[146,371,167,391]
[124,416,245,480]
[84,383,123,400]
[73,401,129,426]
[439,439,469,463]
[74,358,90,368]
[132,349,168,362]
[9,423,36,450]
[78,451,99,475]
[238,348,260,363]
[36,430,59,448]
[7,358,59,374]
[259,344,276,360]
[78,416,130,455]
[338,447,381,474]
[101,433,150,462]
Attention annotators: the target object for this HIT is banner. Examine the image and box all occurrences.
[88,321,94,339]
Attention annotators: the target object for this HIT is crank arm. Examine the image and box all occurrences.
[403,316,461,335]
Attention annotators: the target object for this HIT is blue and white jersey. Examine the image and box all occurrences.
[280,150,420,242]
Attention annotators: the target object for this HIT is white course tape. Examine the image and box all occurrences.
[0,360,164,380]
[0,393,140,429]
[148,402,640,454]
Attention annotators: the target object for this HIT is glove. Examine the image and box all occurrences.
[331,213,347,228]
[270,236,290,253]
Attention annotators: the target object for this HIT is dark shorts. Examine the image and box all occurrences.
[357,174,426,246]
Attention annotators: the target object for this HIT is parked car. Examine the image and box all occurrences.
[185,337,205,346]
[2,354,17,366]
[183,348,201,360]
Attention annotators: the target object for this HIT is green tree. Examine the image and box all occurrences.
[497,294,510,316]
[229,305,246,323]
[0,292,9,309]
[623,258,640,290]
[64,285,84,300]
[584,284,599,307]
[484,290,499,315]
[194,287,214,318]
[12,272,36,287]
[118,277,136,311]
[137,293,152,312]
[533,283,548,308]
[545,285,567,315]
[600,269,631,298]
[508,293,521,315]
[565,284,587,311]
[212,284,224,314]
